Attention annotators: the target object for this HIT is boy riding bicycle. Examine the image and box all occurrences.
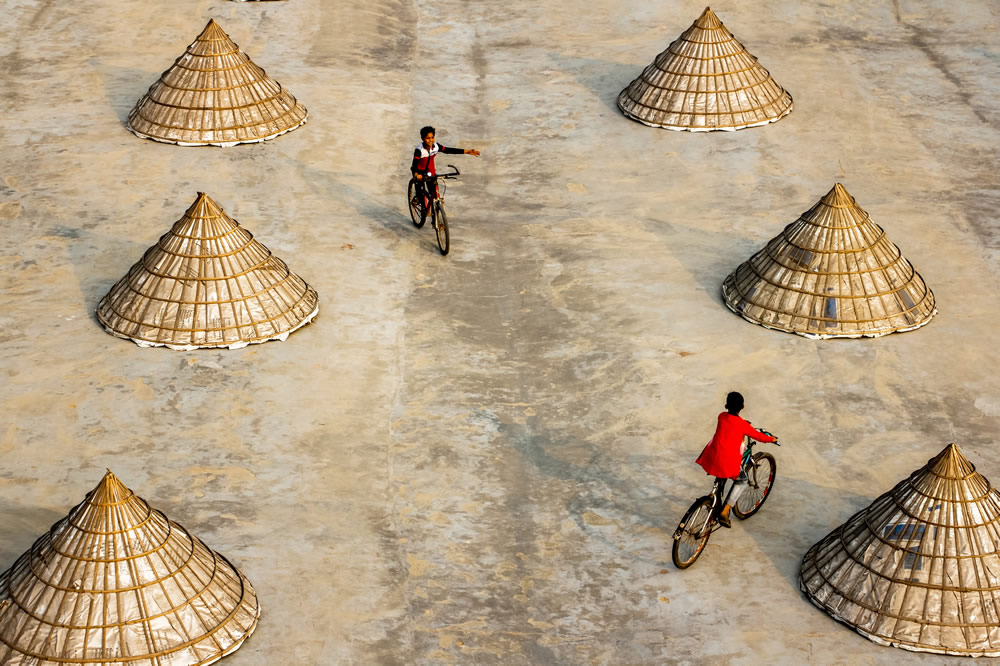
[695,392,777,528]
[410,125,480,217]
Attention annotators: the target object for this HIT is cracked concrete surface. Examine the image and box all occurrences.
[1,0,999,663]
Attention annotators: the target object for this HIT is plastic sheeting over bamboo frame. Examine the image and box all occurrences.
[0,471,260,665]
[97,192,319,350]
[617,7,792,131]
[127,19,307,146]
[800,444,1000,656]
[722,183,936,338]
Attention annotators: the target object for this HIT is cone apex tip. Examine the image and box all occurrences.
[820,182,854,204]
[924,442,974,480]
[198,18,226,37]
[694,6,722,27]
[98,469,123,484]
[91,469,132,502]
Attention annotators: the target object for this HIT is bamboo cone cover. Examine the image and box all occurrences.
[800,444,1000,656]
[0,471,259,665]
[127,19,307,146]
[97,192,319,350]
[617,7,793,131]
[721,183,936,338]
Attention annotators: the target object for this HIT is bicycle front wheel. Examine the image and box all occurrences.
[408,179,426,228]
[733,452,776,520]
[672,497,714,569]
[435,202,449,255]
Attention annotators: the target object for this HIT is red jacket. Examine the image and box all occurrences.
[696,412,775,478]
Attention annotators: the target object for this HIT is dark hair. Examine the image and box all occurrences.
[725,392,744,413]
[420,125,436,138]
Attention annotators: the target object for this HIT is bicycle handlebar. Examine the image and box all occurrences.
[749,430,780,446]
[424,165,460,180]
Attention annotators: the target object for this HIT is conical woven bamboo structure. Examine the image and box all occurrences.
[800,444,1000,656]
[0,471,259,665]
[97,192,319,350]
[617,7,793,131]
[721,183,936,338]
[127,19,307,146]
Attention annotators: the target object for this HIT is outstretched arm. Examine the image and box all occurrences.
[440,146,481,157]
[743,420,776,443]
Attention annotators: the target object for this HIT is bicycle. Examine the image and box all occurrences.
[671,432,779,569]
[407,164,460,255]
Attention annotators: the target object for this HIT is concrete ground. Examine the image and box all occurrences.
[1,0,999,663]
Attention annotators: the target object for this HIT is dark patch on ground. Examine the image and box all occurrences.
[894,12,992,127]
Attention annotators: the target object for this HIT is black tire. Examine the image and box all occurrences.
[408,179,426,228]
[435,201,449,255]
[672,497,714,569]
[733,452,776,520]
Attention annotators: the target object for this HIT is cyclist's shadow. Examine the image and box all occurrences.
[299,165,441,253]
[499,418,694,568]
[742,475,873,589]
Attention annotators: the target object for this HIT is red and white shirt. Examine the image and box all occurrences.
[411,142,465,176]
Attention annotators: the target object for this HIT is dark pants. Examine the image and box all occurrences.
[415,176,438,207]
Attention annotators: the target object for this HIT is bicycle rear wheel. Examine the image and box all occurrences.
[407,179,426,228]
[733,452,776,520]
[672,497,714,569]
[435,202,449,255]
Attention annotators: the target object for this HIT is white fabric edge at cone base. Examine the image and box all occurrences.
[125,116,307,147]
[104,304,319,350]
[617,97,793,132]
[199,603,262,666]
[720,284,938,339]
[799,578,999,658]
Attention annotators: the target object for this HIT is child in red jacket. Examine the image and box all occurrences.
[410,125,480,201]
[696,392,776,527]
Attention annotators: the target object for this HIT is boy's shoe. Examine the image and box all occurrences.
[717,513,732,528]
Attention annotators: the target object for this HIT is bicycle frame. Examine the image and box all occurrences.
[676,436,777,541]
[418,165,460,206]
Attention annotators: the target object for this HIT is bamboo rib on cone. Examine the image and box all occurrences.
[721,183,936,338]
[800,444,1000,656]
[0,471,259,665]
[127,19,307,146]
[617,7,793,131]
[97,192,319,350]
